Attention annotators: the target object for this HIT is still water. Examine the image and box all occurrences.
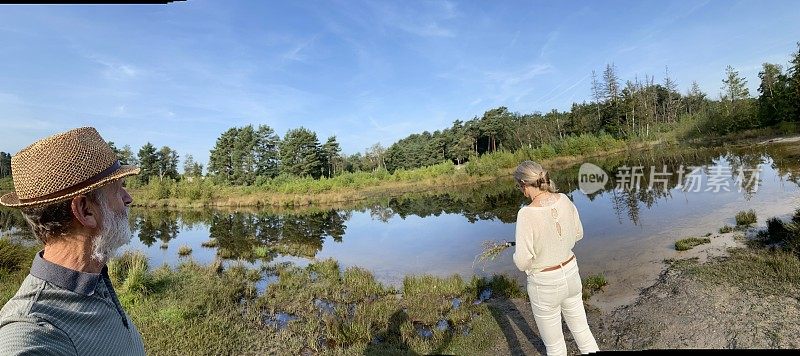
[2,144,799,299]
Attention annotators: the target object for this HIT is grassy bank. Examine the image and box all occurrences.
[128,133,652,208]
[94,252,530,355]
[0,238,612,355]
[673,208,800,297]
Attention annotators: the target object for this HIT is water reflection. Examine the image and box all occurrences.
[0,206,27,237]
[129,209,350,264]
[5,143,800,286]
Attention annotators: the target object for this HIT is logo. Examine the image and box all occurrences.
[578,163,608,194]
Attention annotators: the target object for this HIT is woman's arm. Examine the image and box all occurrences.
[512,211,536,272]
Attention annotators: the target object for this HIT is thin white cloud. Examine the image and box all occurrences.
[539,31,559,59]
[282,35,319,62]
[362,0,458,38]
[485,63,554,89]
[85,54,141,80]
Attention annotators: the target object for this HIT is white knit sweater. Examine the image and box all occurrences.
[513,193,584,274]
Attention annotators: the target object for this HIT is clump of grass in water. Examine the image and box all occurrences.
[582,274,608,300]
[178,245,193,257]
[201,239,218,248]
[675,237,712,251]
[735,209,757,227]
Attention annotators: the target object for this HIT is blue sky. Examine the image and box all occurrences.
[1,0,799,168]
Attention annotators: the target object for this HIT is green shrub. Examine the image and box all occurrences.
[582,274,608,300]
[719,225,735,233]
[675,237,712,251]
[764,217,800,254]
[735,209,757,227]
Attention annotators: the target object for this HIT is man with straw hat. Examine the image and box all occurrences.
[0,127,145,355]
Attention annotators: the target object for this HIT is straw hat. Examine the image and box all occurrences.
[0,127,140,208]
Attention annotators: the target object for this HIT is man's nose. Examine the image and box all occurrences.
[122,188,133,206]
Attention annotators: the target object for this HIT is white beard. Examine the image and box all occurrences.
[91,198,132,263]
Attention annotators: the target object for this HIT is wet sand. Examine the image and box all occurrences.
[582,191,800,313]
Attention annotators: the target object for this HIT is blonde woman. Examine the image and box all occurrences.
[512,161,599,355]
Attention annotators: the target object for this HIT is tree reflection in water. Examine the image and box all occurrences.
[125,144,800,262]
[129,208,350,263]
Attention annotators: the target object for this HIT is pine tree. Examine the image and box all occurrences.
[254,125,280,178]
[183,154,203,177]
[280,127,322,178]
[157,146,179,181]
[0,152,11,178]
[321,136,341,178]
[137,143,158,183]
[721,65,750,102]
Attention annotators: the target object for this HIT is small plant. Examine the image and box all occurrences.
[473,240,513,270]
[201,239,219,248]
[703,232,712,237]
[252,246,270,259]
[675,237,711,251]
[178,245,193,257]
[582,274,608,300]
[719,225,734,234]
[735,209,757,227]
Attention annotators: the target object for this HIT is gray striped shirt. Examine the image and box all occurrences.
[0,251,145,355]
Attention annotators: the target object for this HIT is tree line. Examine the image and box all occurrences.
[384,43,800,173]
[1,44,798,186]
[0,152,10,179]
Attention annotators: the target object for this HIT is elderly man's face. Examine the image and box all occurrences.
[90,179,134,263]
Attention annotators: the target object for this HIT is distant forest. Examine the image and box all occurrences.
[1,43,798,186]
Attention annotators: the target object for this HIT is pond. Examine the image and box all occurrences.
[2,143,799,308]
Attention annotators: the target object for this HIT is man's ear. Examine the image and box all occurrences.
[71,195,99,229]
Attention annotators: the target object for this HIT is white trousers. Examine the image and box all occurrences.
[526,258,599,355]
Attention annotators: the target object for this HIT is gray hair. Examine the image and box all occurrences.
[513,160,557,193]
[20,188,105,245]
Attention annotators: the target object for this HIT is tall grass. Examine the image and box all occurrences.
[675,237,712,251]
[0,238,40,305]
[735,209,757,227]
[0,177,13,193]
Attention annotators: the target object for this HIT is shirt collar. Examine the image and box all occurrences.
[29,250,107,296]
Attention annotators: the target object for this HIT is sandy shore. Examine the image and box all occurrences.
[488,229,800,354]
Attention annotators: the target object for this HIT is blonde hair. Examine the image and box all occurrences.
[514,160,557,193]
